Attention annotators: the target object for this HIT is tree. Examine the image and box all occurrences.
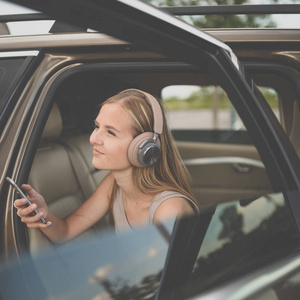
[99,270,163,300]
[143,0,283,28]
[218,204,244,242]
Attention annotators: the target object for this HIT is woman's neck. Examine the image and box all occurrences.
[111,168,136,197]
[111,168,151,204]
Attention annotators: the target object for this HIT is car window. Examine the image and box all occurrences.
[257,86,280,121]
[162,84,280,144]
[0,53,38,123]
[167,192,300,299]
[162,85,244,130]
[0,220,173,300]
[162,84,249,145]
[0,1,53,36]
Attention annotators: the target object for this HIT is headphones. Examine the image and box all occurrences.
[121,89,163,168]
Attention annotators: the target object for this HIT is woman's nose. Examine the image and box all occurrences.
[90,129,103,146]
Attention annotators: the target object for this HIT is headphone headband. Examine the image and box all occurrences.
[121,88,163,167]
[121,89,163,135]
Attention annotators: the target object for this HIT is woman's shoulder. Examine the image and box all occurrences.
[152,196,195,223]
[151,190,199,223]
[154,190,198,209]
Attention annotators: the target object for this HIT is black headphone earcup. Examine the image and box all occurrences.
[128,132,161,167]
[139,140,161,167]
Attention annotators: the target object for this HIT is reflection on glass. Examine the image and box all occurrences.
[1,221,174,300]
[185,193,300,296]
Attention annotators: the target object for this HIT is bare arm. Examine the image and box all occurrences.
[14,173,114,244]
[153,197,195,224]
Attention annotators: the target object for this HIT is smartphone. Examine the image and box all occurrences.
[6,177,47,224]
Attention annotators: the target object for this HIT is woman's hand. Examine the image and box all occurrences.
[14,184,52,228]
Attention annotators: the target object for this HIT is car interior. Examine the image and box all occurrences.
[25,65,295,255]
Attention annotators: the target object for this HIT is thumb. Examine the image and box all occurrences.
[21,184,36,197]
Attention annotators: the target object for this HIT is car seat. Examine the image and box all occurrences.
[289,100,300,155]
[28,103,109,255]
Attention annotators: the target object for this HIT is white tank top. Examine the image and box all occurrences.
[113,186,199,233]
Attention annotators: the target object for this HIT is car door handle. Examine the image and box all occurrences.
[232,163,252,173]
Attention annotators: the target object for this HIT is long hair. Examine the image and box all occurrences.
[101,90,198,225]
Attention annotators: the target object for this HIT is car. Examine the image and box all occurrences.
[1,0,300,299]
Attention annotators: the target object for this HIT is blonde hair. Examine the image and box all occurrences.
[101,90,198,225]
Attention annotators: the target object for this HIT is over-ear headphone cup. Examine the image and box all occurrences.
[128,132,160,167]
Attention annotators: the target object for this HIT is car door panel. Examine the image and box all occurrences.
[176,141,272,208]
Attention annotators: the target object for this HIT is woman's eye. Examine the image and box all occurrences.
[108,130,116,136]
[94,124,99,130]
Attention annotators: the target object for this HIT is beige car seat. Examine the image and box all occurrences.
[64,134,109,230]
[28,103,109,255]
[289,100,300,155]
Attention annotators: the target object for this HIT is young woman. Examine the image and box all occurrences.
[14,89,199,243]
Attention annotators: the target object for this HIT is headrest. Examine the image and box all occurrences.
[41,103,63,140]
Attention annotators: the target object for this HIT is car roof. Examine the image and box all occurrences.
[5,0,239,69]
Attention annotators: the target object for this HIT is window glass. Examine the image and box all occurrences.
[1,221,172,300]
[0,1,53,36]
[259,86,280,122]
[0,56,35,115]
[162,84,279,144]
[173,193,300,299]
[162,85,250,145]
[162,85,245,131]
[4,21,55,36]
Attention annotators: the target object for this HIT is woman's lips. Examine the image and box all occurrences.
[93,148,104,156]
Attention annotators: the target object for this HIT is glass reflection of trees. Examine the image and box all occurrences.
[91,270,162,300]
[187,195,300,296]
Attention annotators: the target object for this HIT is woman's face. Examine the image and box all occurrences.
[90,103,135,171]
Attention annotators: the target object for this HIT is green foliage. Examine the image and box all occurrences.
[260,87,278,108]
[144,0,280,28]
[163,86,278,110]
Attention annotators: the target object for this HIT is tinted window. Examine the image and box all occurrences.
[172,193,300,299]
[0,55,37,120]
[0,221,173,300]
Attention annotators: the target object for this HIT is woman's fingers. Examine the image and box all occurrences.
[20,210,42,223]
[17,203,37,217]
[17,205,51,228]
[14,198,28,209]
[13,185,50,228]
[26,220,52,229]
